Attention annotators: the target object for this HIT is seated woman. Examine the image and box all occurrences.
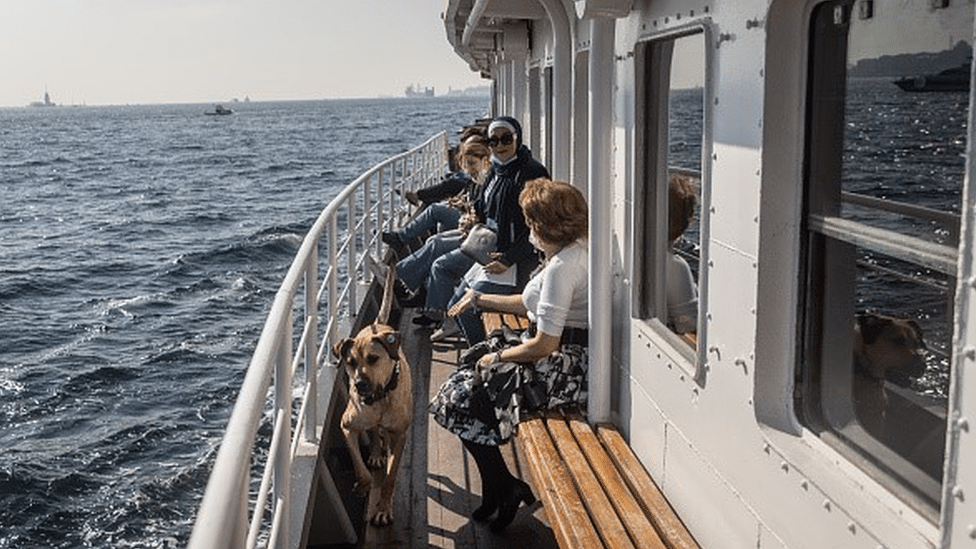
[411,116,547,329]
[382,134,489,252]
[429,178,588,533]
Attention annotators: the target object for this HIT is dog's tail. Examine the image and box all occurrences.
[377,257,396,325]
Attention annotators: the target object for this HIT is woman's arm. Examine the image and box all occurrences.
[448,289,527,317]
[476,331,560,369]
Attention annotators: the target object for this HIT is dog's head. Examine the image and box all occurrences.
[333,323,402,404]
[854,312,927,385]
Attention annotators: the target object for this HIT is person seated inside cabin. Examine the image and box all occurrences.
[667,173,699,336]
[429,177,589,533]
[381,134,490,255]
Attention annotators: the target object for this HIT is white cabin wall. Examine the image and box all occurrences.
[602,1,948,548]
[448,0,972,545]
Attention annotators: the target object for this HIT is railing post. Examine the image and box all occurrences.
[273,323,293,549]
[304,248,318,441]
[327,216,338,353]
[377,165,386,258]
[346,195,357,320]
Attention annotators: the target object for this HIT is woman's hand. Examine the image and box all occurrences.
[448,289,479,317]
[476,349,502,370]
[404,190,420,207]
[484,255,508,274]
[458,212,478,234]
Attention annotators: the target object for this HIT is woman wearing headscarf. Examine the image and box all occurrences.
[414,116,549,334]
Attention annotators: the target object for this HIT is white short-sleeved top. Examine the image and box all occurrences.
[521,239,588,337]
[667,252,698,333]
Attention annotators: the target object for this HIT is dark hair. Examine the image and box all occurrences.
[519,178,588,247]
[668,173,698,243]
[459,125,486,142]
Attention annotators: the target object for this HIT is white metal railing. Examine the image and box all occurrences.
[188,132,448,549]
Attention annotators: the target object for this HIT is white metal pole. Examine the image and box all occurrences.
[587,16,615,424]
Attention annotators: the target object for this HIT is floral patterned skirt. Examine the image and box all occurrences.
[428,343,588,446]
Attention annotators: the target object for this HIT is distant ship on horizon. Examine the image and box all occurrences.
[29,90,57,107]
[404,84,434,98]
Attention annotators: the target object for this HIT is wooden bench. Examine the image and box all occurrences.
[479,312,699,549]
[517,408,699,549]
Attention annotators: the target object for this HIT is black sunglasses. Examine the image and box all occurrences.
[487,133,515,147]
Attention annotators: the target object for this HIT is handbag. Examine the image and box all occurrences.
[460,223,497,265]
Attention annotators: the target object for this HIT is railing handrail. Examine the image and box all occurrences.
[188,131,448,549]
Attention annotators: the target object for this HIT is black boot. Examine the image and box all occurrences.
[461,438,500,521]
[490,477,535,532]
[461,438,535,530]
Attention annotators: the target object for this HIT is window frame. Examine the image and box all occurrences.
[798,0,961,519]
[633,24,714,372]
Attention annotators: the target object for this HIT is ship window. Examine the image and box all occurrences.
[634,30,706,355]
[799,0,968,520]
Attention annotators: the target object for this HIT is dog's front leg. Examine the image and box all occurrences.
[370,430,407,526]
[341,423,372,496]
[367,429,387,470]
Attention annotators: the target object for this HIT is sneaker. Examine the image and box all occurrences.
[431,321,461,342]
[397,285,426,307]
[412,314,441,328]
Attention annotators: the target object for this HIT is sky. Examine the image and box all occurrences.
[0,0,487,107]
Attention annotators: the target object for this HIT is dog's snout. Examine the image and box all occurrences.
[355,378,372,393]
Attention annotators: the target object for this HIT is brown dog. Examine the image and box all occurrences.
[853,312,927,385]
[333,261,413,526]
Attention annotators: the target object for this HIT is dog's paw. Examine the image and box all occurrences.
[367,453,387,470]
[370,505,395,527]
[353,474,371,496]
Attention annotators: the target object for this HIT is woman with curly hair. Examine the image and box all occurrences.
[429,177,589,532]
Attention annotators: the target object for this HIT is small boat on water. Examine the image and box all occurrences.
[205,104,233,115]
[893,63,971,92]
[28,90,56,107]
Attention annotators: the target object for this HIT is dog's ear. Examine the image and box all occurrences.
[333,338,354,362]
[375,331,401,360]
[856,313,889,345]
[907,319,926,349]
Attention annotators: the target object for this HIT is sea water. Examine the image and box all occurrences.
[0,97,487,548]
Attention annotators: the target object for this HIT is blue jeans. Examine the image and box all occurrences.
[395,231,462,293]
[424,248,477,316]
[397,204,461,242]
[449,278,521,346]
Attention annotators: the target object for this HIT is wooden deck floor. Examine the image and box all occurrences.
[360,310,559,549]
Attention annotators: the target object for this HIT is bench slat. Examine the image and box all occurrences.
[596,425,700,549]
[482,312,531,334]
[545,415,635,549]
[519,417,603,548]
[566,412,668,549]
